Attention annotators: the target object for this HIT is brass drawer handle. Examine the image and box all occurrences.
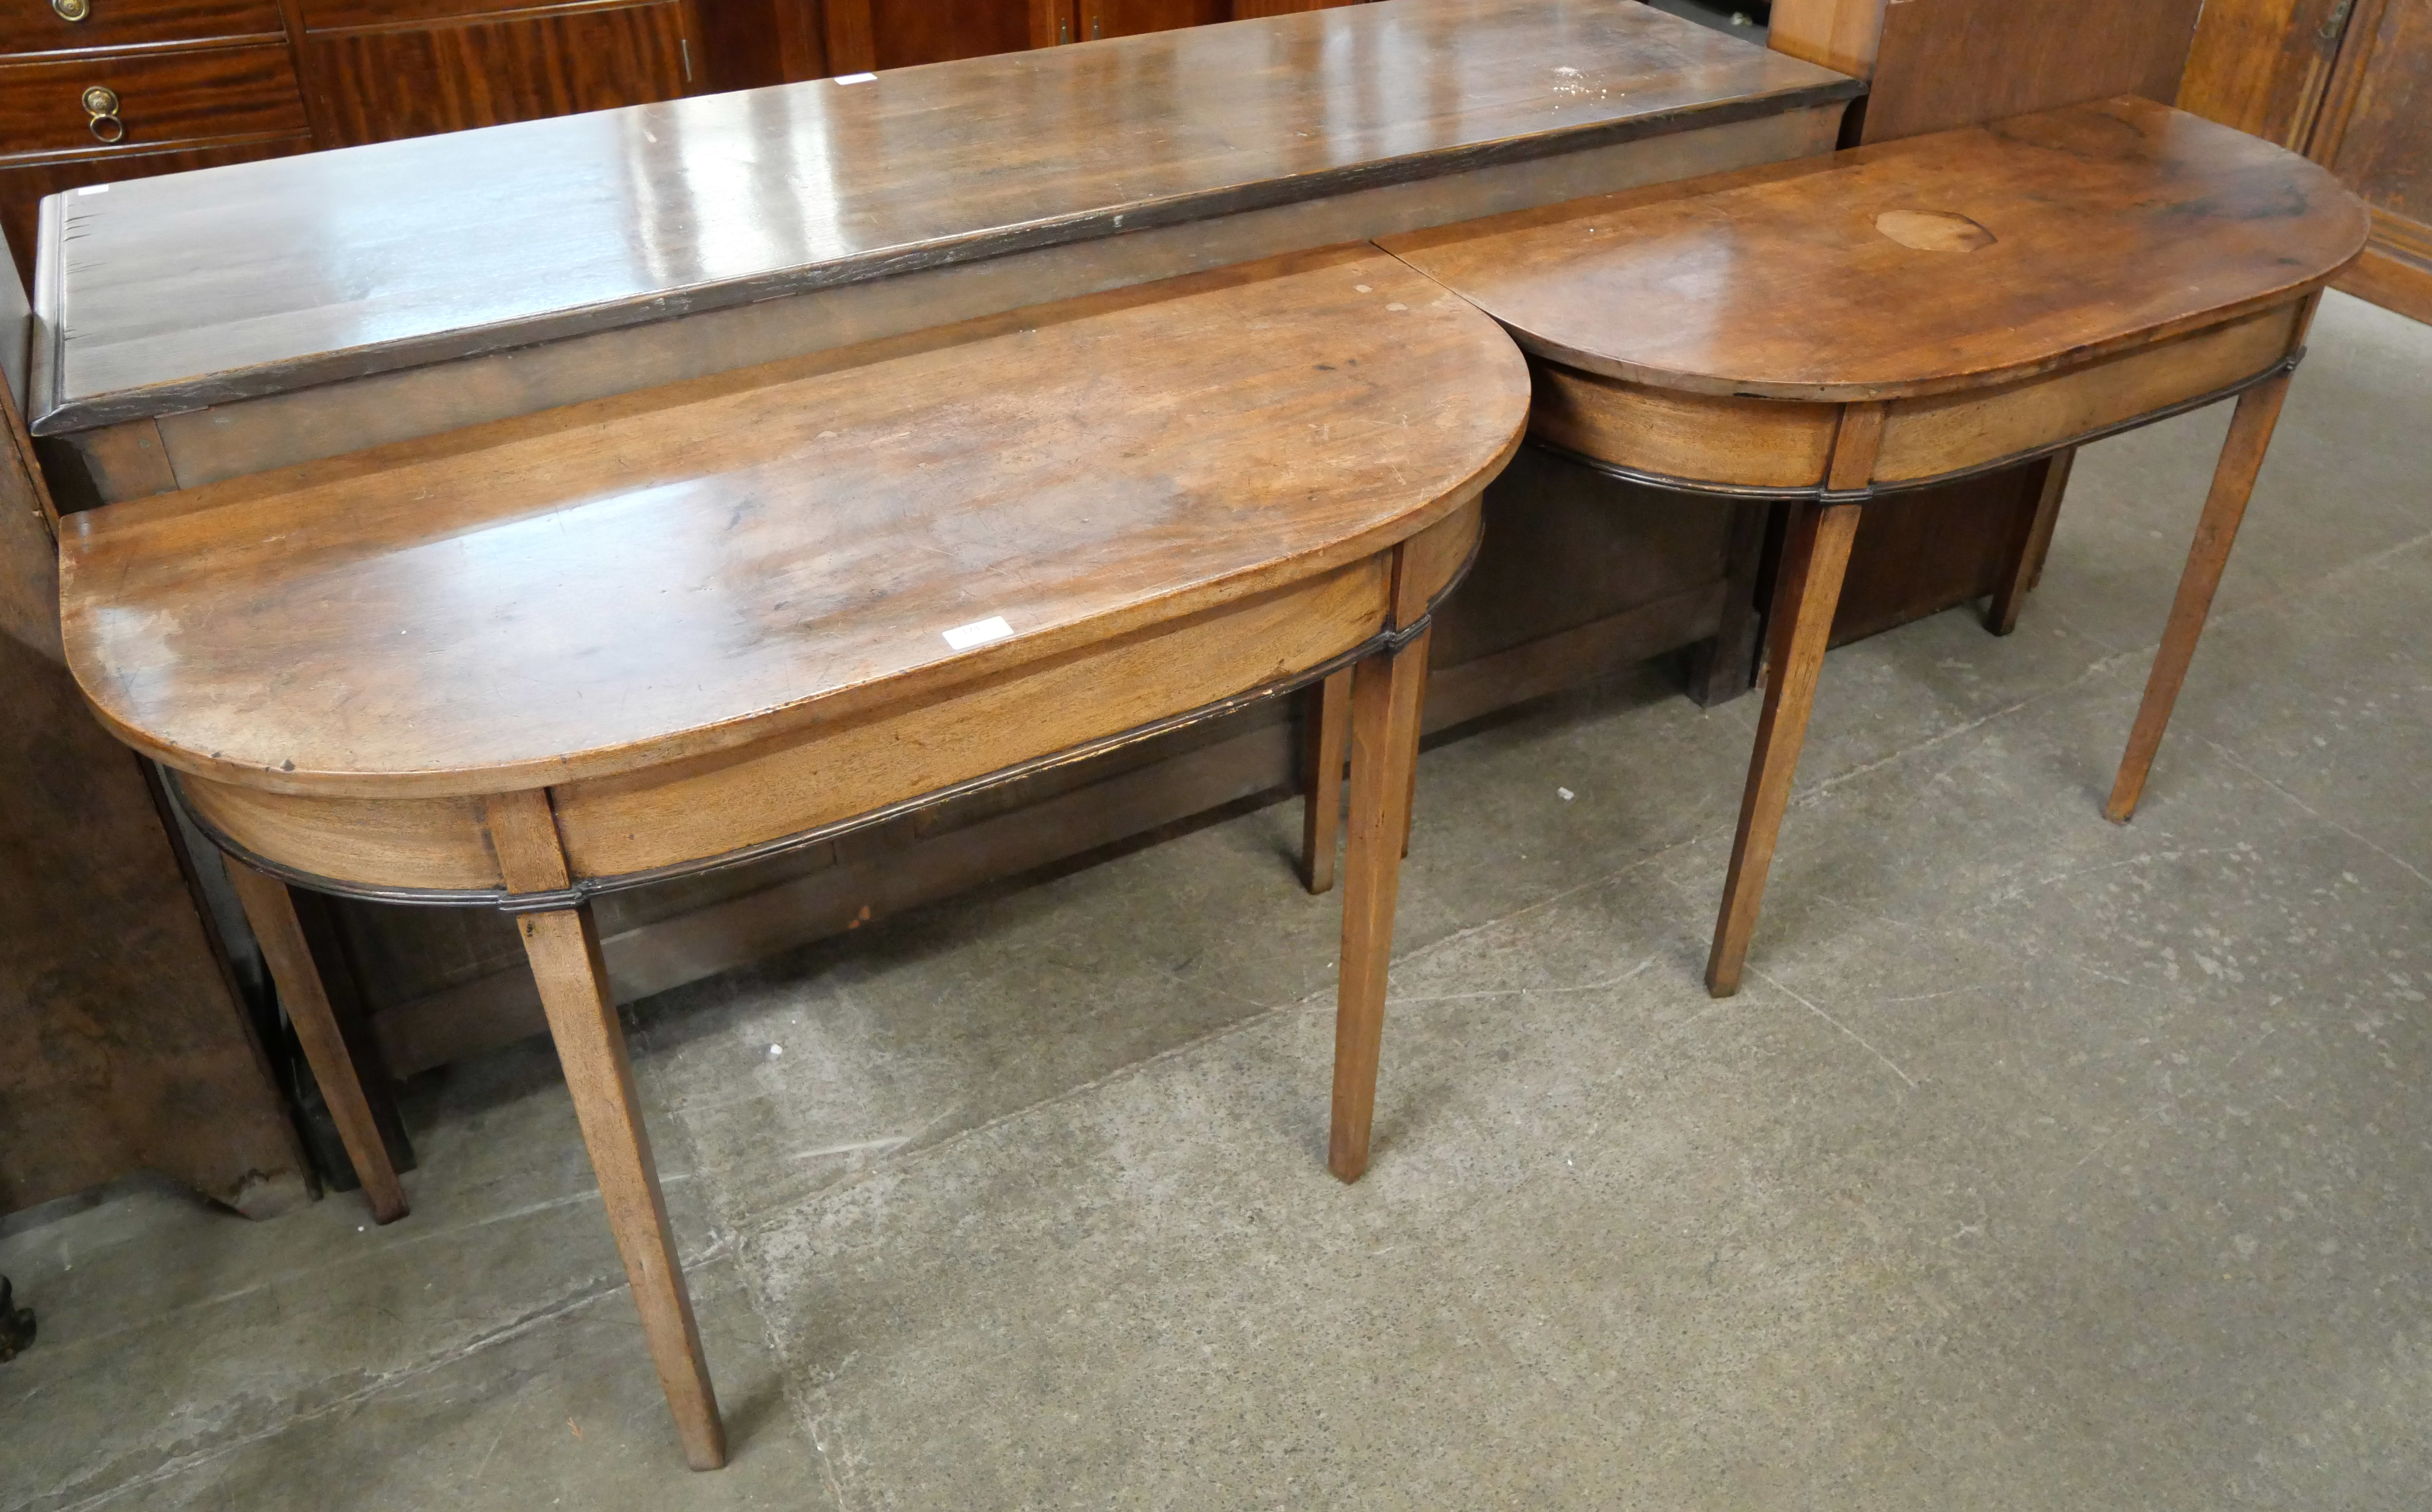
[83,85,124,144]
[52,0,90,20]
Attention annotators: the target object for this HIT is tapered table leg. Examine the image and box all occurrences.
[1985,448,2074,637]
[1300,669,1352,894]
[1705,499,1865,998]
[227,862,409,1224]
[519,904,726,1471]
[2107,372,2294,823]
[1328,626,1430,1182]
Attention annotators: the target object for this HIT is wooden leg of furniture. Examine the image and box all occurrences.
[226,862,409,1224]
[1327,626,1430,1183]
[1688,497,1774,705]
[518,904,726,1471]
[1400,715,1420,861]
[2106,374,2294,824]
[1985,448,2074,637]
[1705,500,1865,999]
[1300,668,1352,894]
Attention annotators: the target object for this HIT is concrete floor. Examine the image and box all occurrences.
[5,290,2429,1510]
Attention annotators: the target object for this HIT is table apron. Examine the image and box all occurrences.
[1524,303,2309,502]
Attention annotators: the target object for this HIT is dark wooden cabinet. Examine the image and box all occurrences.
[817,0,1359,73]
[301,0,696,147]
[2182,0,2432,323]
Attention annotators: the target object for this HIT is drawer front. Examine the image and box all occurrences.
[0,0,285,57]
[0,45,305,158]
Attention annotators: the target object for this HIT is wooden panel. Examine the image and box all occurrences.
[1081,0,1228,40]
[1526,358,1835,489]
[849,0,1036,66]
[1767,0,1885,78]
[0,135,310,290]
[1827,459,2052,647]
[695,0,822,90]
[2313,0,2432,221]
[1860,0,2206,144]
[551,559,1389,877]
[2177,0,2354,148]
[0,44,305,159]
[1873,303,2303,483]
[32,0,1856,433]
[179,776,501,890]
[2309,0,2432,321]
[301,0,676,26]
[1233,0,1362,17]
[302,1,692,148]
[0,0,284,56]
[2337,234,2432,322]
[1426,443,1741,680]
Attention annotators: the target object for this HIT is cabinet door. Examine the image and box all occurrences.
[1077,0,1228,41]
[1078,1,1359,40]
[2178,0,2359,148]
[2312,0,2432,321]
[823,0,1044,72]
[302,0,695,148]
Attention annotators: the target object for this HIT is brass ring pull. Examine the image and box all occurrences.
[52,0,91,20]
[82,86,124,144]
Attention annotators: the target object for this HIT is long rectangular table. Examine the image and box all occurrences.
[25,0,1853,501]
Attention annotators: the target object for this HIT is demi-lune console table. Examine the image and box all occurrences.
[59,247,1530,1467]
[1382,97,2372,995]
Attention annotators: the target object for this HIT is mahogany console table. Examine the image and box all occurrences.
[57,248,1527,1467]
[24,0,1856,1093]
[1382,96,2371,994]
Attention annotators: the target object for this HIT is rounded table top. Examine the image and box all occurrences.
[1385,98,2371,403]
[61,249,1528,798]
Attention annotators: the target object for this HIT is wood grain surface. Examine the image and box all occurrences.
[0,43,306,158]
[1857,0,2205,144]
[1383,98,2368,403]
[0,0,284,57]
[300,0,693,148]
[28,0,1854,433]
[60,248,1526,800]
[2177,0,2357,148]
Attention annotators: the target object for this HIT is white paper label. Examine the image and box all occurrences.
[943,616,1013,651]
[835,72,877,84]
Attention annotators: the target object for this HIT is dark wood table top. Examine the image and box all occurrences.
[59,249,1526,797]
[28,0,1851,435]
[1384,98,2371,402]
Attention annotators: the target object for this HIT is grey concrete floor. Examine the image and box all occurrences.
[5,290,2429,1510]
